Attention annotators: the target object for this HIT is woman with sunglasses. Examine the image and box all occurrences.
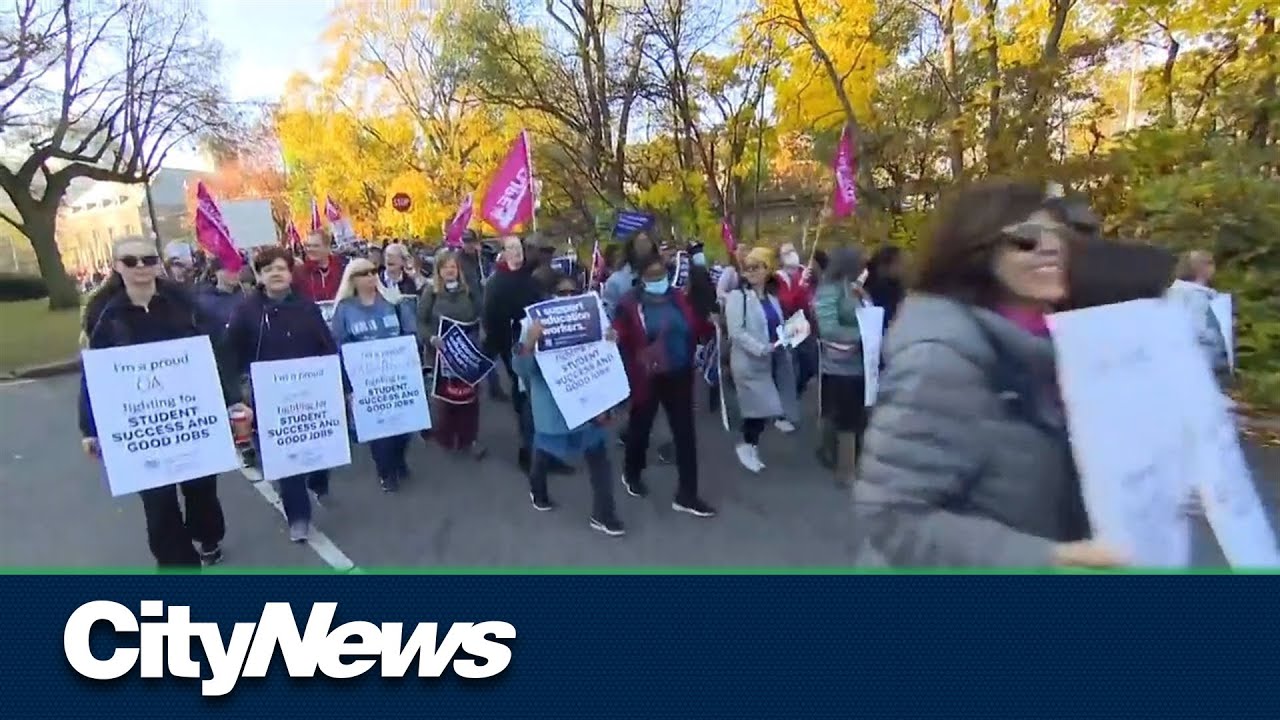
[723,246,800,473]
[79,236,250,568]
[853,179,1124,568]
[513,272,626,536]
[330,258,418,492]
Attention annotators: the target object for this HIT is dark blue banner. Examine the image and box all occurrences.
[438,324,494,386]
[612,210,654,237]
[550,255,576,276]
[4,574,1280,719]
[525,294,603,351]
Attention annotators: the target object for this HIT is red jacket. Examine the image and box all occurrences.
[775,266,815,319]
[292,255,346,301]
[611,289,714,408]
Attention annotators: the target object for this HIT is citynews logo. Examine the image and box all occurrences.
[63,601,516,697]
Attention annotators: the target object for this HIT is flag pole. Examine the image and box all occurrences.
[523,129,539,235]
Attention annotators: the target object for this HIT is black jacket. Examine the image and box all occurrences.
[79,280,237,438]
[481,266,543,358]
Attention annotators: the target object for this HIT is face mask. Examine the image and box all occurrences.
[782,252,801,268]
[692,252,707,267]
[445,281,459,290]
[644,278,669,295]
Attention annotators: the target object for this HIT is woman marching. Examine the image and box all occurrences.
[223,247,340,542]
[724,247,800,473]
[812,246,870,487]
[513,272,626,536]
[612,254,717,518]
[330,257,418,492]
[418,248,487,460]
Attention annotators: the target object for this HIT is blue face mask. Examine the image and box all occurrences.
[692,252,707,267]
[643,278,669,295]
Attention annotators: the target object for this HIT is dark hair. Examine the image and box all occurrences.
[635,252,666,277]
[868,245,901,274]
[253,246,294,273]
[914,179,1069,306]
[811,248,830,272]
[1062,237,1175,310]
[623,232,658,270]
[542,270,578,297]
[823,246,864,285]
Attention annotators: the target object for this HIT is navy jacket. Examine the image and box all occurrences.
[222,289,339,375]
[194,284,243,341]
[79,280,237,438]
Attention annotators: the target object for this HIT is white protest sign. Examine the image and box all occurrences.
[1048,299,1192,567]
[528,294,630,429]
[1209,293,1234,371]
[80,336,240,497]
[249,355,351,481]
[856,306,885,407]
[341,334,432,441]
[778,310,811,349]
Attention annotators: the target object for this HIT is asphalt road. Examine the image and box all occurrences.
[0,374,1274,569]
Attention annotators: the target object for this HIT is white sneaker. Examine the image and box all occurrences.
[735,443,762,473]
[750,445,767,470]
[774,419,796,433]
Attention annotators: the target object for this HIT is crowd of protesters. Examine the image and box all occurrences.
[76,177,1236,569]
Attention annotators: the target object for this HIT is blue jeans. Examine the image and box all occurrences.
[369,434,411,480]
[278,471,329,525]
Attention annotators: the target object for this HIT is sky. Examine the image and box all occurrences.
[166,0,335,170]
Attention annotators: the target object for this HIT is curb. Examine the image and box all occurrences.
[3,357,80,380]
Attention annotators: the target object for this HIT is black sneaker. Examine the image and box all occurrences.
[379,477,399,493]
[198,543,224,566]
[590,516,626,537]
[529,492,556,512]
[673,497,716,518]
[621,474,649,498]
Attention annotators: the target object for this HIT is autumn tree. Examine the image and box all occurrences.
[0,0,231,308]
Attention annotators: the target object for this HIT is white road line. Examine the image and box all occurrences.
[238,464,359,572]
[0,379,37,389]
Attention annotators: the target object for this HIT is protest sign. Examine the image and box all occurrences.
[1210,293,1234,371]
[438,322,496,386]
[80,336,240,496]
[778,310,811,349]
[1048,299,1192,567]
[432,317,486,405]
[341,335,432,441]
[670,252,690,289]
[550,256,576,276]
[249,355,351,481]
[526,294,629,429]
[526,293,605,351]
[856,306,885,406]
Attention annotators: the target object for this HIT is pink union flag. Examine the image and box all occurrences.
[480,131,535,234]
[444,194,474,248]
[832,124,858,218]
[309,197,323,234]
[590,239,606,289]
[720,217,738,256]
[194,182,244,273]
[324,196,343,223]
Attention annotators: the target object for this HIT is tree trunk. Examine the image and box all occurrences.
[24,209,79,310]
[941,0,964,180]
[145,181,163,253]
[983,0,1003,172]
[1248,13,1276,147]
[1161,36,1180,127]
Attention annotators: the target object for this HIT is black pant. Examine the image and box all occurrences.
[529,446,617,521]
[502,352,534,452]
[625,370,699,501]
[138,475,225,567]
[742,418,767,446]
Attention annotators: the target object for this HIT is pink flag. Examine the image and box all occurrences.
[194,182,244,273]
[309,197,323,234]
[590,239,606,289]
[832,124,858,218]
[444,194,474,248]
[720,217,738,256]
[479,131,536,234]
[324,196,343,223]
[284,219,303,254]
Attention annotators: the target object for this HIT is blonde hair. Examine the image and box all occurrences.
[336,257,400,304]
[432,248,470,295]
[745,246,777,273]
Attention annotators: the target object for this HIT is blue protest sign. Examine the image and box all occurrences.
[525,293,604,352]
[550,256,576,275]
[438,323,496,386]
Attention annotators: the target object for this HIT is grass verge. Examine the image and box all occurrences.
[0,299,80,374]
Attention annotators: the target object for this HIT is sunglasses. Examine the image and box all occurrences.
[117,255,161,268]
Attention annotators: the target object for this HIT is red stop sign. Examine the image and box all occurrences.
[391,193,412,212]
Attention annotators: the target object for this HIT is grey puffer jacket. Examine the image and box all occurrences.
[1166,280,1230,380]
[852,294,1090,567]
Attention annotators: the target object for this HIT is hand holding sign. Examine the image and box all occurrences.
[524,320,544,351]
[1053,540,1130,568]
[81,437,101,459]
